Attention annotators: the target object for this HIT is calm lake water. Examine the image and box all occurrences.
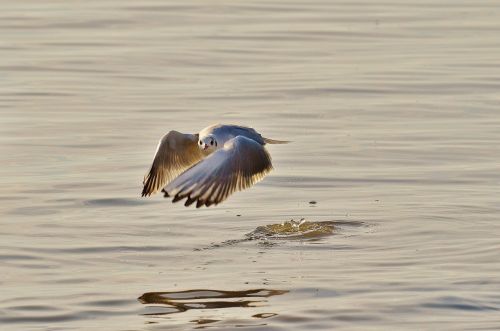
[1,0,500,330]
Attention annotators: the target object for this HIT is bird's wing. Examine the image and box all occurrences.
[142,130,204,196]
[164,136,273,208]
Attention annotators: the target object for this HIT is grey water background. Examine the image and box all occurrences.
[1,0,500,330]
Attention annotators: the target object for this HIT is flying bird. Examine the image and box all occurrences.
[142,124,288,208]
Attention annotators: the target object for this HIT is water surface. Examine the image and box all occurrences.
[1,0,500,330]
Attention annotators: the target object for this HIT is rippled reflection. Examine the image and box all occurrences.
[138,289,287,316]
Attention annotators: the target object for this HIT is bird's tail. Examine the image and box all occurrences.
[263,137,290,144]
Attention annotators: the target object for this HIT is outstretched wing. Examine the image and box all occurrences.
[142,131,204,196]
[164,136,273,208]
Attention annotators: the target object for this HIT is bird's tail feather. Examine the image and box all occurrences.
[263,137,290,144]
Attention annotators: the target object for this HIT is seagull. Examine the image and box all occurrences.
[141,124,288,208]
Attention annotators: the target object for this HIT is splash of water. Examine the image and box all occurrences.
[246,219,335,240]
[195,219,366,250]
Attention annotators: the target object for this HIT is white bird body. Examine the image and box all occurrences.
[142,124,288,208]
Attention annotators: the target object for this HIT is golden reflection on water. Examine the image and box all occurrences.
[195,219,367,251]
[247,219,368,240]
[247,219,336,239]
[138,289,288,317]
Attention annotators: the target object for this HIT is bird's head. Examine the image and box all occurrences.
[198,135,218,152]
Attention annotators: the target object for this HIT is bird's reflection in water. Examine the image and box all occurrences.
[138,288,287,317]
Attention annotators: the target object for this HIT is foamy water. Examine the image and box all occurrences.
[1,0,500,330]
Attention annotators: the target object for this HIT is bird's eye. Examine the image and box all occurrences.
[199,141,202,145]
[210,140,214,146]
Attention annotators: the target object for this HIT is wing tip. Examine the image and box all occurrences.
[172,195,184,203]
[165,190,218,208]
[184,196,196,207]
[141,187,151,197]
